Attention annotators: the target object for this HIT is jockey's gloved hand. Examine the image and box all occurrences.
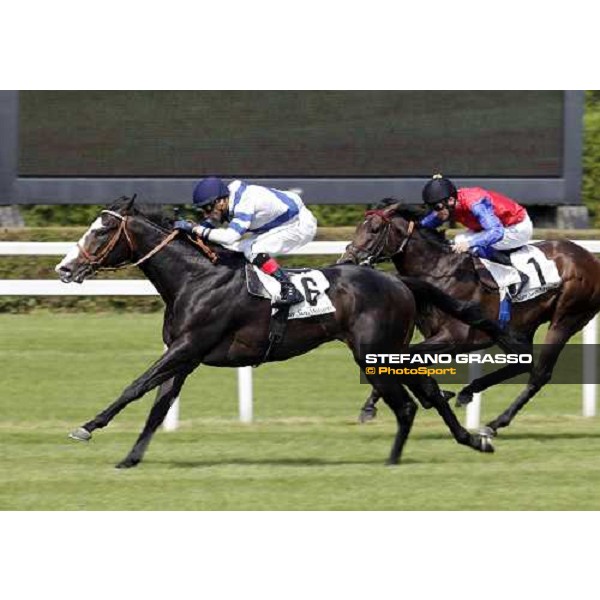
[193,226,211,241]
[452,239,470,254]
[173,220,195,234]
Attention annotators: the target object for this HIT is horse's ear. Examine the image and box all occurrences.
[375,197,399,209]
[384,201,405,215]
[124,194,137,213]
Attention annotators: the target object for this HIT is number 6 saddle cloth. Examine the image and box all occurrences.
[478,245,561,303]
[245,265,336,319]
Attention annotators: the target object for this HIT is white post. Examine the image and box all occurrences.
[238,366,253,423]
[583,316,597,417]
[465,359,482,429]
[163,398,180,431]
[162,344,180,431]
[466,392,482,430]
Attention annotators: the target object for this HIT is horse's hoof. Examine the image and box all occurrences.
[115,457,140,469]
[358,407,377,423]
[69,427,92,442]
[477,434,495,453]
[456,390,473,407]
[478,425,497,438]
[385,459,400,467]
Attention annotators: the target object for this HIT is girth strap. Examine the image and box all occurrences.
[254,306,291,367]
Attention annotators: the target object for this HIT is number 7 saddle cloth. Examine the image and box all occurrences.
[245,265,336,319]
[477,245,561,302]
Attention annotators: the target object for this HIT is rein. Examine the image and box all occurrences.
[78,210,218,271]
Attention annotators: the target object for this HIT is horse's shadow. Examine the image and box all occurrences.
[156,457,422,468]
[155,429,600,469]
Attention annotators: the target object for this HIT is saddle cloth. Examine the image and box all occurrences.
[245,265,336,319]
[480,245,561,302]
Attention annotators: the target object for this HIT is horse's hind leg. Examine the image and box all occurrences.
[115,373,189,469]
[406,376,494,454]
[357,331,463,423]
[486,312,597,434]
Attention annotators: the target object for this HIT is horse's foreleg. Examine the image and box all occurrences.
[115,373,189,469]
[369,380,417,465]
[70,341,198,440]
[454,331,534,406]
[484,315,592,433]
[456,361,532,407]
[483,359,561,435]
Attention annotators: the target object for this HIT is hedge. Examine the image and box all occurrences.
[584,91,600,225]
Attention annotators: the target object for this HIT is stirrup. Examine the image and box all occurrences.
[509,272,529,298]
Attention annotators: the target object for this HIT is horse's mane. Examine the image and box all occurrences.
[413,220,451,250]
[374,198,452,252]
[136,205,176,232]
[107,196,244,264]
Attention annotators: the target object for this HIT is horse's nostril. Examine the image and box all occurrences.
[56,265,73,282]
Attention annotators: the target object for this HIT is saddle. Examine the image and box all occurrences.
[472,245,561,302]
[245,265,335,365]
[245,265,335,318]
[473,258,501,292]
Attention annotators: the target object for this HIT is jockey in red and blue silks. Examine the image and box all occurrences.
[420,175,533,261]
[419,174,533,326]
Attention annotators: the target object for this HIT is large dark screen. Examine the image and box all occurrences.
[18,91,564,177]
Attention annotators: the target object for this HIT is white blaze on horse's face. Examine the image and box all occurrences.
[55,217,104,282]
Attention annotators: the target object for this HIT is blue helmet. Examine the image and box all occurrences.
[192,177,230,207]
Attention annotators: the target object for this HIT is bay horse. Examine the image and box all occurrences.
[339,201,600,435]
[55,196,506,468]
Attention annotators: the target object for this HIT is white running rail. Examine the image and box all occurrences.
[1,239,598,429]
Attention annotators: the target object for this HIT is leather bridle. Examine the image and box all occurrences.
[349,210,415,266]
[77,209,217,270]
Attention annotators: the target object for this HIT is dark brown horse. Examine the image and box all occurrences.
[339,202,600,435]
[56,197,508,468]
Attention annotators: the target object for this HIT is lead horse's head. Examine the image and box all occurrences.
[338,201,417,266]
[55,196,138,283]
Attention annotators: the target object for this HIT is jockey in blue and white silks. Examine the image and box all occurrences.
[174,177,317,306]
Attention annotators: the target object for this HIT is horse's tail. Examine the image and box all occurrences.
[399,276,523,348]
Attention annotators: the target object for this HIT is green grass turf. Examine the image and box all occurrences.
[1,313,599,510]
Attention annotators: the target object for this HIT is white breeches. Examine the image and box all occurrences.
[455,214,533,251]
[234,207,318,262]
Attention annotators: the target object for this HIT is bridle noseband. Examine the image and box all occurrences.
[351,210,415,266]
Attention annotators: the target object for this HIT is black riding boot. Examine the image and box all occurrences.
[273,270,304,306]
[253,253,304,306]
